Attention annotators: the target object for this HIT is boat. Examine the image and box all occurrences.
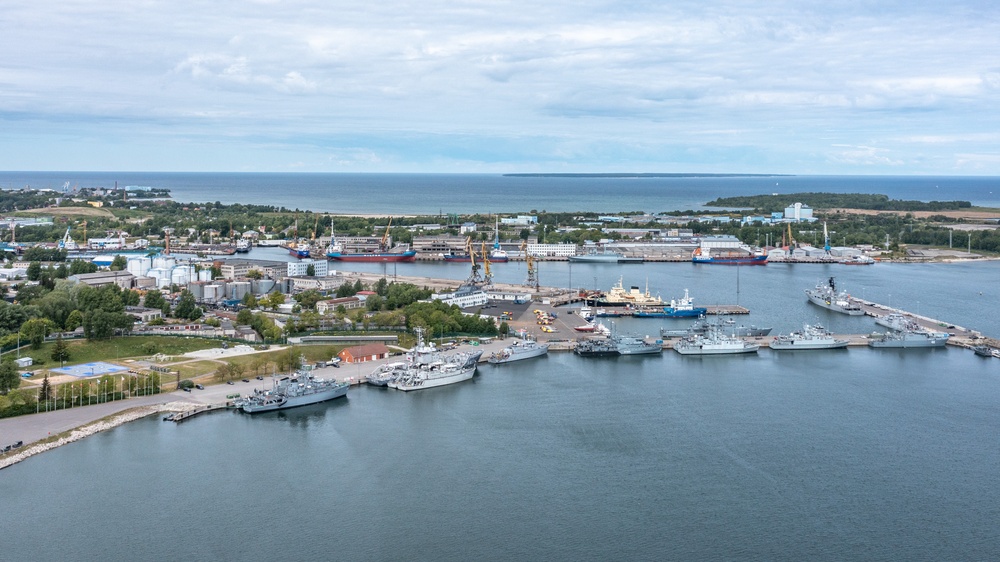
[660,316,712,338]
[235,238,251,253]
[568,247,643,263]
[614,334,663,355]
[57,227,80,251]
[578,305,593,321]
[590,277,664,307]
[673,325,760,355]
[805,277,864,315]
[769,323,850,350]
[574,338,620,357]
[488,336,549,364]
[573,322,598,332]
[366,361,410,386]
[634,289,706,318]
[388,360,477,391]
[868,327,950,348]
[327,246,416,262]
[692,247,767,265]
[841,255,875,265]
[489,217,509,262]
[972,345,996,358]
[286,240,311,259]
[594,308,626,318]
[326,217,417,262]
[874,313,920,332]
[660,316,771,338]
[238,364,349,413]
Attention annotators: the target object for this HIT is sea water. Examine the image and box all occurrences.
[2,172,999,213]
[1,261,998,561]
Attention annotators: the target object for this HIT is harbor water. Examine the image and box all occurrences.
[2,260,999,561]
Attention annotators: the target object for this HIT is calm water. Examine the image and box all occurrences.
[2,261,999,561]
[3,172,1000,213]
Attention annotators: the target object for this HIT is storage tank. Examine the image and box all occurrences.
[187,282,205,300]
[152,256,176,270]
[228,281,251,301]
[146,268,170,288]
[204,284,222,301]
[127,256,152,277]
[252,279,275,294]
[197,268,213,282]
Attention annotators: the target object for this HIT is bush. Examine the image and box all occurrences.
[178,379,195,389]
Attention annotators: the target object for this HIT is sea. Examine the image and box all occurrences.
[2,173,1000,560]
[2,171,1000,213]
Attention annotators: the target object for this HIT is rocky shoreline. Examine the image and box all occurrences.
[0,401,201,471]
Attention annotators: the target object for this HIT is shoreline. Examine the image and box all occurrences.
[0,401,199,471]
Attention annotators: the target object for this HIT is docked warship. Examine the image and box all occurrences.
[770,323,850,350]
[805,277,864,315]
[238,363,349,413]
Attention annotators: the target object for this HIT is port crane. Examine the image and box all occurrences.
[520,240,538,290]
[464,236,485,285]
[380,217,394,251]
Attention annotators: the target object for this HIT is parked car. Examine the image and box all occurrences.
[195,384,204,390]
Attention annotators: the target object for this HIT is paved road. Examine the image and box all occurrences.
[0,392,197,447]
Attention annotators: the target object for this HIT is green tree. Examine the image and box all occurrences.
[173,290,201,320]
[109,255,128,271]
[39,373,52,403]
[26,261,42,281]
[20,318,53,349]
[306,264,315,276]
[266,292,286,310]
[0,359,19,394]
[246,269,263,280]
[51,334,71,364]
[241,292,258,308]
[143,290,165,309]
[236,308,253,325]
[65,309,84,331]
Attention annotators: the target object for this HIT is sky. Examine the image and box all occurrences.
[2,1,999,175]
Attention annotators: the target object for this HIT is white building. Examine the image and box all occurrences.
[287,259,328,277]
[783,203,815,222]
[500,215,538,226]
[431,285,489,308]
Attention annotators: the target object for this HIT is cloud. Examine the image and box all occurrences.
[1,0,999,173]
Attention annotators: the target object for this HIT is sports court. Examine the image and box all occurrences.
[50,362,129,378]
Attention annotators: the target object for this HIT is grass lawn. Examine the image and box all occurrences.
[19,336,222,370]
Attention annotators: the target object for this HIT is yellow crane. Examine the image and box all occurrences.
[520,240,538,290]
[481,241,492,284]
[381,217,394,251]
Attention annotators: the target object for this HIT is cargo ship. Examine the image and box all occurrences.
[326,218,417,262]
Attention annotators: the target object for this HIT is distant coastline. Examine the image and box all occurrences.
[502,173,792,178]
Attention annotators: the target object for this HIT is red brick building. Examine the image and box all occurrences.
[338,343,390,364]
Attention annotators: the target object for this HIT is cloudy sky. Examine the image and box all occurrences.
[2,1,998,174]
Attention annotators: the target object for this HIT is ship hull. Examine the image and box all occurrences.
[389,365,476,391]
[327,250,417,262]
[568,255,643,263]
[693,255,767,265]
[770,339,849,350]
[868,337,949,348]
[674,344,759,355]
[488,344,549,364]
[805,294,865,315]
[288,249,310,259]
[633,308,706,318]
[242,385,348,413]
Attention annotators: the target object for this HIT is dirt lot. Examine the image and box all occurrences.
[22,206,114,218]
[826,207,1000,220]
